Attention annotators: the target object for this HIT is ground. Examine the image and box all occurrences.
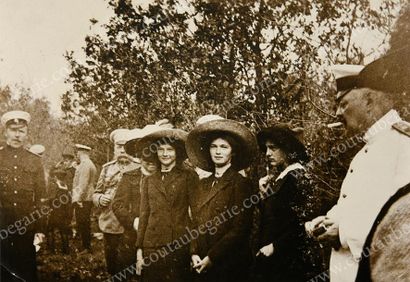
[37,231,111,282]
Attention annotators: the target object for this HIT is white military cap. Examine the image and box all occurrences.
[1,110,31,127]
[331,65,364,101]
[29,144,46,156]
[75,144,92,151]
[109,128,130,145]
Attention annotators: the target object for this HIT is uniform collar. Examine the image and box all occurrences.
[363,110,401,143]
[5,143,23,152]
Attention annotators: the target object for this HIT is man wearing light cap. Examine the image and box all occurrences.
[306,49,410,282]
[0,110,46,281]
[72,143,97,254]
[92,129,139,275]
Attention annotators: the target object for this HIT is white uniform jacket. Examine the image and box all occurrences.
[327,110,410,282]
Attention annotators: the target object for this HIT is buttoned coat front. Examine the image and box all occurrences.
[190,167,253,281]
[0,144,46,282]
[0,144,46,232]
[136,166,198,248]
[326,111,410,282]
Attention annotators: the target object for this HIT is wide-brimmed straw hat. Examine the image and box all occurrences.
[125,122,188,160]
[257,124,309,163]
[138,128,188,161]
[186,119,257,171]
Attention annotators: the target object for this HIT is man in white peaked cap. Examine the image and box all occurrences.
[72,143,97,254]
[92,128,139,275]
[307,57,410,281]
[0,110,46,282]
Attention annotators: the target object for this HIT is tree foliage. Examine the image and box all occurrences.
[0,85,72,169]
[389,1,410,53]
[62,0,404,196]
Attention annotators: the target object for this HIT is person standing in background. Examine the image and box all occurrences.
[72,143,97,254]
[93,129,139,276]
[0,110,46,282]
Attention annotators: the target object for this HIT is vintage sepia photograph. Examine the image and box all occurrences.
[0,0,409,281]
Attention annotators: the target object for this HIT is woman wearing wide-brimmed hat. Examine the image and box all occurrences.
[252,125,322,281]
[186,119,257,282]
[134,125,199,282]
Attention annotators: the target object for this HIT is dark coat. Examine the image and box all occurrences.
[190,167,253,281]
[0,144,46,232]
[47,178,71,230]
[0,144,46,282]
[137,166,198,248]
[253,168,322,281]
[112,169,144,231]
[136,166,198,282]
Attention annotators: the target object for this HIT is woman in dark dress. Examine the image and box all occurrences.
[135,127,199,282]
[186,119,257,282]
[252,125,323,281]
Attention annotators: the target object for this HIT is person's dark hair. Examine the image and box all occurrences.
[154,138,186,166]
[204,131,241,170]
[257,125,309,164]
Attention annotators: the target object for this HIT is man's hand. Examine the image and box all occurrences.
[257,243,274,257]
[317,218,340,248]
[99,195,111,207]
[77,201,84,208]
[193,256,212,274]
[305,215,326,237]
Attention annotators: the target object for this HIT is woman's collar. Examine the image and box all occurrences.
[275,162,304,181]
[214,163,232,178]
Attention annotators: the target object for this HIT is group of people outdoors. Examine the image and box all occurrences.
[1,47,410,282]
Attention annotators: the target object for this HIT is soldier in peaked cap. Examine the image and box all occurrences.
[72,143,97,253]
[92,128,139,276]
[0,110,46,282]
[306,49,410,282]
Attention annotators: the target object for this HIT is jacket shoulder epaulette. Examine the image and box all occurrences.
[25,148,41,157]
[392,121,410,138]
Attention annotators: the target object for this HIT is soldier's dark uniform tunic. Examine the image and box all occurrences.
[0,144,46,282]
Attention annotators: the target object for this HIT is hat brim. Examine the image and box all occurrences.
[186,119,257,171]
[128,129,188,160]
[257,126,309,163]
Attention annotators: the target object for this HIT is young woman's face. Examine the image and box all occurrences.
[157,143,176,167]
[209,138,233,167]
[265,140,288,168]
